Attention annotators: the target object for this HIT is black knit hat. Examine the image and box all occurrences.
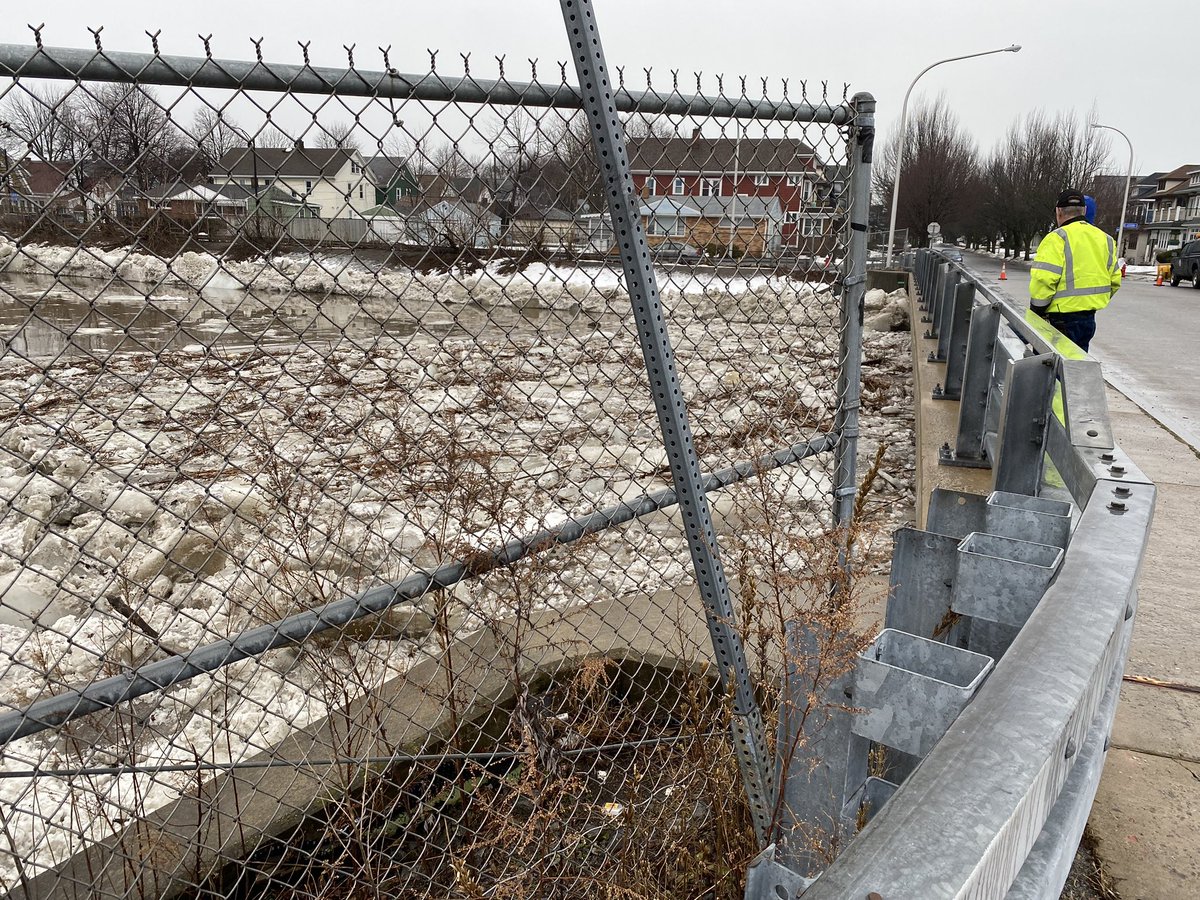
[1056,189,1087,208]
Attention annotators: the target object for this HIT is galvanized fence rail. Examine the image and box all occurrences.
[0,8,900,899]
[745,248,1153,899]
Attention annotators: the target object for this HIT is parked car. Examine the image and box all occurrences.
[1169,241,1200,288]
[652,240,703,261]
[932,243,964,263]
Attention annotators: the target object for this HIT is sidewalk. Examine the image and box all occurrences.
[1086,388,1200,898]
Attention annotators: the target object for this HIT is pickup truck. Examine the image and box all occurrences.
[1170,240,1200,287]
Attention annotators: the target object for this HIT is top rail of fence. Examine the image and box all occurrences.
[0,43,855,123]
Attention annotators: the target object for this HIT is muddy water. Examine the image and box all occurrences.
[0,273,607,360]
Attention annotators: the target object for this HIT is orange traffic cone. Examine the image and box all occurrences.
[999,263,1007,281]
[1155,273,1164,286]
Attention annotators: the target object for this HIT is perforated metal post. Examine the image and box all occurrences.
[558,0,773,843]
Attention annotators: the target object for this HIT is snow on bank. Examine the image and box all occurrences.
[0,237,818,317]
[0,253,911,887]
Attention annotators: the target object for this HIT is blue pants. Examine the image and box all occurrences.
[1045,311,1097,353]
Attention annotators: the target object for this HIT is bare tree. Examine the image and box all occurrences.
[253,124,294,149]
[76,83,184,189]
[0,83,85,164]
[978,108,1111,258]
[427,140,474,180]
[313,120,360,151]
[192,107,247,168]
[875,93,980,245]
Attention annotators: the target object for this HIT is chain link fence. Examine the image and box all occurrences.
[0,8,905,897]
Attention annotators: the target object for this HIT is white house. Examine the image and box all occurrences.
[210,146,377,220]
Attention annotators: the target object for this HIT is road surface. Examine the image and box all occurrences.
[961,250,1200,451]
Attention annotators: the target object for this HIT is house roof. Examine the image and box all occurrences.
[213,147,363,179]
[365,155,415,186]
[1150,164,1200,198]
[627,136,818,173]
[417,173,491,204]
[19,160,77,196]
[509,202,575,222]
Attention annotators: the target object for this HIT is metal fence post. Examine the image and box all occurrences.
[558,0,773,843]
[832,92,875,531]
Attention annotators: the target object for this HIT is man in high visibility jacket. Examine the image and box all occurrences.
[1029,188,1122,352]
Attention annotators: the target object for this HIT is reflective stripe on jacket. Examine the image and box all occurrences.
[1029,219,1122,314]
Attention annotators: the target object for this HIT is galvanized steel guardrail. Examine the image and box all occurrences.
[748,248,1156,899]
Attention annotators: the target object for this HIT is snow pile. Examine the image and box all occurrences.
[0,258,912,887]
[0,237,826,319]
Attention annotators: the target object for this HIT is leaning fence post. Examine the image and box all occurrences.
[558,0,773,844]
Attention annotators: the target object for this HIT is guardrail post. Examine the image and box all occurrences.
[922,263,945,327]
[993,355,1058,495]
[928,267,961,362]
[933,282,976,399]
[772,624,854,880]
[941,302,1001,466]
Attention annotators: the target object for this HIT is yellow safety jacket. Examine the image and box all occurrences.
[1029,217,1122,314]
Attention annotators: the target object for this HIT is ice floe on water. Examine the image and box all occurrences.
[0,240,913,885]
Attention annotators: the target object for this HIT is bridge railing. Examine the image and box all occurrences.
[750,248,1155,899]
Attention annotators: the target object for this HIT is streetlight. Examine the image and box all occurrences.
[884,43,1022,267]
[1090,123,1134,262]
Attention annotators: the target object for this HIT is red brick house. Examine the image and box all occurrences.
[626,132,842,252]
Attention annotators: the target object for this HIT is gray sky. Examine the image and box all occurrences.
[2,0,1188,174]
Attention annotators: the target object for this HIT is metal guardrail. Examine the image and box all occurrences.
[749,249,1156,899]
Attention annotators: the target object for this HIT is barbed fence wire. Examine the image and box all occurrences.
[0,8,903,898]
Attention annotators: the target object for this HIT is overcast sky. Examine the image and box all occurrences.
[2,0,1189,175]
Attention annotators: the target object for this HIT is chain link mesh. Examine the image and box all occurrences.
[0,29,911,899]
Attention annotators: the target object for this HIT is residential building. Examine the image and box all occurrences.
[0,155,87,218]
[366,156,419,208]
[210,145,377,219]
[502,202,579,249]
[640,195,785,256]
[1142,164,1200,261]
[405,198,500,249]
[1121,173,1164,265]
[417,173,493,207]
[626,132,832,251]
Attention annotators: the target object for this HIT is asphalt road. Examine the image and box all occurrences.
[961,250,1200,451]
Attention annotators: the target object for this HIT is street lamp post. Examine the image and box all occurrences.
[884,43,1022,267]
[1090,123,1134,262]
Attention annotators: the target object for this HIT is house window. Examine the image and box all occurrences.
[802,181,814,203]
[700,177,722,197]
[801,217,822,237]
[643,178,656,196]
[359,185,364,199]
[785,210,801,224]
[753,174,770,186]
[305,180,313,193]
[1190,173,1200,187]
[672,176,686,195]
[674,218,687,237]
[1188,195,1200,218]
[351,162,361,175]
[785,174,802,186]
